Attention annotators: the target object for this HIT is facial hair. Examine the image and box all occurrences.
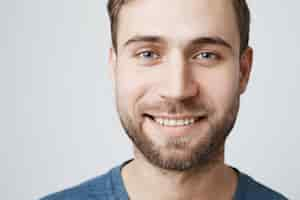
[116,94,240,171]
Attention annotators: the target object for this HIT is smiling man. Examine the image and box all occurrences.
[41,0,287,199]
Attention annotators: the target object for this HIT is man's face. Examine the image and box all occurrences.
[110,0,252,170]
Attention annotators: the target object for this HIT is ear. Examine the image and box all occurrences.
[239,47,253,94]
[108,47,117,91]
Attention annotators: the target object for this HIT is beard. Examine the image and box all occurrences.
[116,94,240,171]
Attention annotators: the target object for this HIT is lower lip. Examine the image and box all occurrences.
[145,116,206,137]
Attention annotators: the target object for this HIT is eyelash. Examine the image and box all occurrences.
[136,51,219,58]
[133,50,221,66]
[135,50,160,59]
[192,52,220,60]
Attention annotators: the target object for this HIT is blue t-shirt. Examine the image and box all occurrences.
[40,160,288,200]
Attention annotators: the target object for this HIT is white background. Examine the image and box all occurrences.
[1,0,299,199]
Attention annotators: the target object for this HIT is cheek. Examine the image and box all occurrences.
[198,66,240,113]
[116,56,162,102]
[115,67,152,118]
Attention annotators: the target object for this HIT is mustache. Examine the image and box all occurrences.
[139,99,210,116]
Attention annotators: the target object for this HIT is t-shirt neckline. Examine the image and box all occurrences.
[111,159,246,200]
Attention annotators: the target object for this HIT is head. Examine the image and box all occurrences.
[107,0,253,171]
[108,0,250,55]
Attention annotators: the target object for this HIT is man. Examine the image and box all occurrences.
[41,0,288,199]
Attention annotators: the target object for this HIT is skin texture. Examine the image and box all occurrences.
[109,0,253,199]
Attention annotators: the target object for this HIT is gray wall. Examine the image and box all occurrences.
[1,0,299,199]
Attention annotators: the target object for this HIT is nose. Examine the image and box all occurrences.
[158,53,199,101]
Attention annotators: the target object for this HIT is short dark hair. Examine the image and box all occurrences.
[107,0,250,54]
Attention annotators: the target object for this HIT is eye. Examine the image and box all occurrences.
[136,50,159,60]
[194,52,218,60]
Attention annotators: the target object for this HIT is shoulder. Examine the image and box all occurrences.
[237,172,288,200]
[40,169,113,200]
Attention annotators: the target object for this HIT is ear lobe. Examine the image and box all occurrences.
[239,47,253,94]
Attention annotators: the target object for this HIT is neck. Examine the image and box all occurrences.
[121,149,238,200]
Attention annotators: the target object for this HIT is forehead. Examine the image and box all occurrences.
[117,0,240,51]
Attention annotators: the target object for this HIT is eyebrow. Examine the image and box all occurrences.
[123,35,165,47]
[189,36,233,50]
[122,35,233,50]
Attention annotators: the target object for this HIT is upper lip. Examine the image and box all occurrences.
[144,113,205,119]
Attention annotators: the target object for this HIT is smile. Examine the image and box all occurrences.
[154,117,200,127]
[144,114,204,127]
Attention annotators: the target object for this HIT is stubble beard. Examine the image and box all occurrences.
[116,95,240,172]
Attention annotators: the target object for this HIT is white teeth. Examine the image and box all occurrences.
[154,117,198,126]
